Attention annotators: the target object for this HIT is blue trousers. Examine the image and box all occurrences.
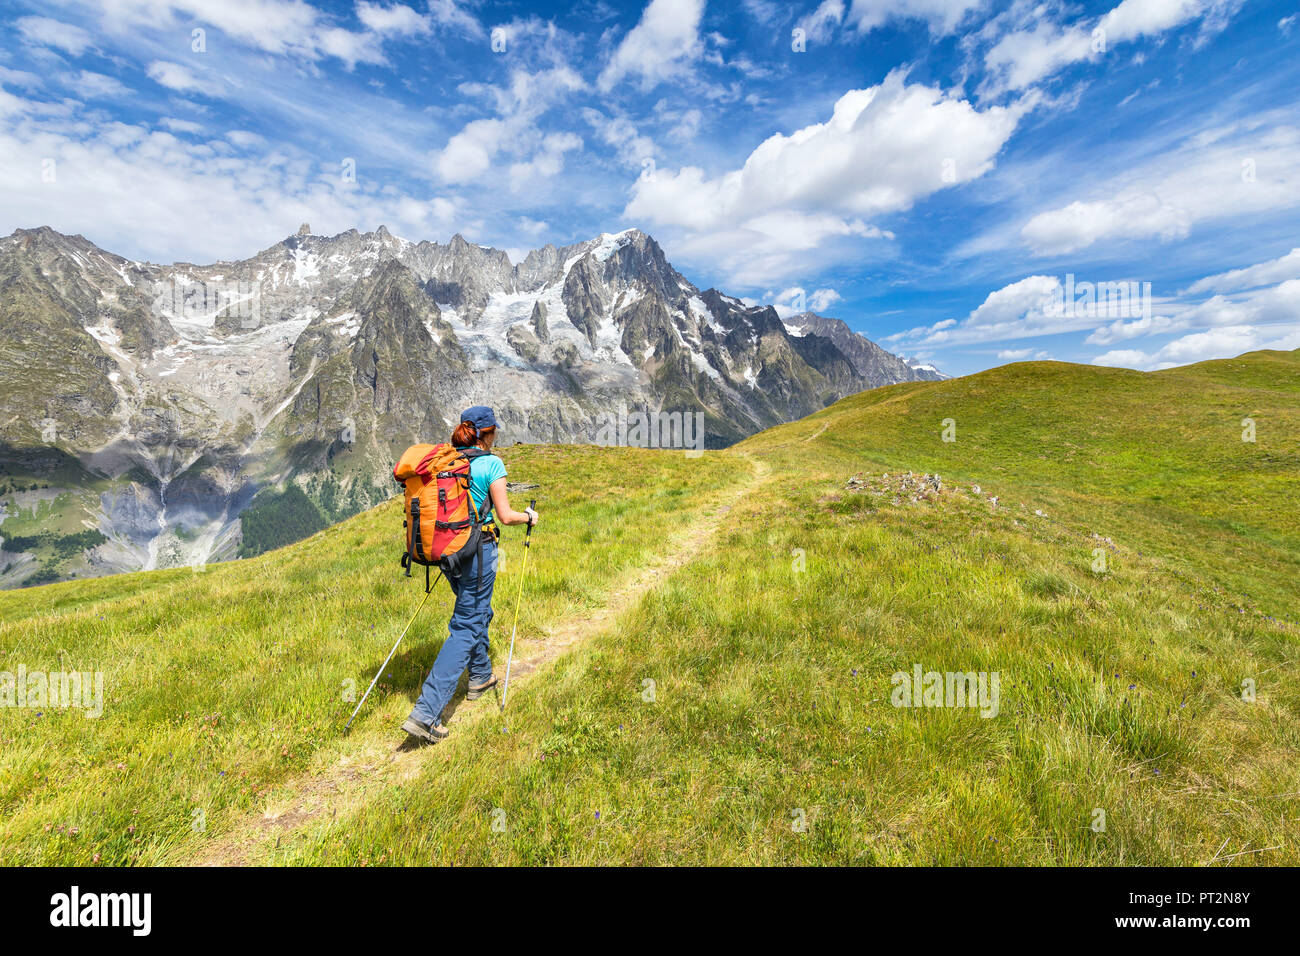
[409,539,498,726]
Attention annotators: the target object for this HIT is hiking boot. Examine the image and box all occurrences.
[402,716,449,744]
[467,675,498,700]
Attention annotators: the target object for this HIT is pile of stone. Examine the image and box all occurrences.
[841,471,1016,511]
[844,471,949,505]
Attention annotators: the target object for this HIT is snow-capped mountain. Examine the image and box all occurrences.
[0,224,942,587]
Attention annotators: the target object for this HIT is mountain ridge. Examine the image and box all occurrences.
[0,223,942,588]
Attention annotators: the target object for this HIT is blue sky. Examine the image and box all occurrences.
[2,0,1298,376]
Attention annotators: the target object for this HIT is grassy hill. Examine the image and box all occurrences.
[1,350,1297,865]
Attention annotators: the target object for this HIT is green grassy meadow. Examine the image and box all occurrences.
[2,350,1297,865]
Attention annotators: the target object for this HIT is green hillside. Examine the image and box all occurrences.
[1,350,1297,865]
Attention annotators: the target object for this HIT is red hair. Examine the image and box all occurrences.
[452,422,495,448]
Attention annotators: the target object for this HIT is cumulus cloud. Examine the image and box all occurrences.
[886,275,1085,348]
[1021,193,1192,255]
[597,0,706,92]
[809,287,842,311]
[626,71,1026,283]
[1019,125,1300,255]
[1084,313,1182,345]
[1081,252,1300,365]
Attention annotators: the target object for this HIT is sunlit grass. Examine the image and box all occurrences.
[2,350,1298,865]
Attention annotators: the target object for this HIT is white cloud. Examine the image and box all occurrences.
[0,92,471,263]
[997,347,1051,360]
[507,131,584,190]
[160,116,205,134]
[65,71,132,99]
[663,107,702,143]
[1021,193,1191,255]
[1185,247,1300,294]
[581,108,657,169]
[886,275,1086,348]
[670,216,891,288]
[16,16,94,55]
[626,71,1026,283]
[433,66,586,186]
[1089,348,1152,368]
[147,61,224,97]
[630,73,1024,228]
[66,0,449,68]
[1092,323,1300,370]
[767,286,842,316]
[810,287,842,311]
[1019,126,1300,255]
[436,118,505,183]
[1085,313,1181,345]
[845,0,986,35]
[597,0,706,92]
[797,1,845,44]
[517,216,549,236]
[429,0,486,38]
[981,0,1237,95]
[356,2,431,37]
[227,129,268,149]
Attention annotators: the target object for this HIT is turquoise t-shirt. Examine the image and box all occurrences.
[460,449,507,524]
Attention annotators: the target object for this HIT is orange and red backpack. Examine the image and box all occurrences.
[393,443,492,582]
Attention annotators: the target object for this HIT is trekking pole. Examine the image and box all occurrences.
[500,499,536,712]
[345,571,439,732]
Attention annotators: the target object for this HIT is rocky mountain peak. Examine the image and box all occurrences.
[0,223,942,589]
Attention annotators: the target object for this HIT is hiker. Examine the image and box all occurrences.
[402,406,538,744]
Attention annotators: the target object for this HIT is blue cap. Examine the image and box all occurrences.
[459,405,498,435]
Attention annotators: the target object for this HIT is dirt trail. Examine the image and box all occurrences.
[187,453,770,866]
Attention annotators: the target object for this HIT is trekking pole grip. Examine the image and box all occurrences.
[525,498,537,546]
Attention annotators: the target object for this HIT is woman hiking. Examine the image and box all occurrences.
[402,406,538,744]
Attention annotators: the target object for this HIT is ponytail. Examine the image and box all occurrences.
[452,422,496,449]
